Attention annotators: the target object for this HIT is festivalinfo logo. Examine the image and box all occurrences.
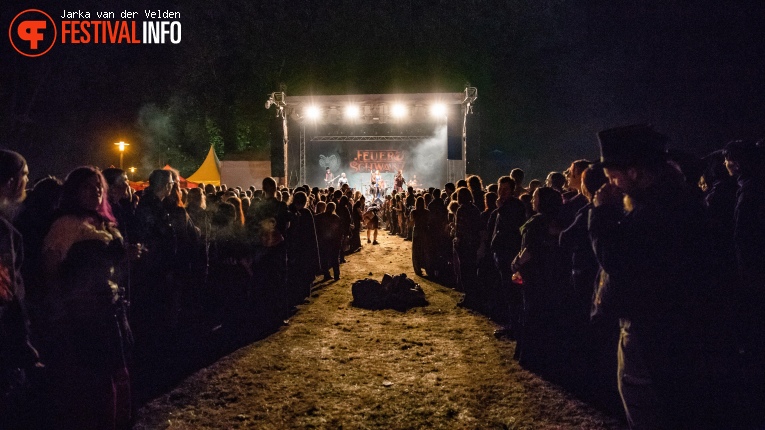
[8,9,57,57]
[9,8,182,57]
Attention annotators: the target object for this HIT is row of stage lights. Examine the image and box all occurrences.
[302,103,448,121]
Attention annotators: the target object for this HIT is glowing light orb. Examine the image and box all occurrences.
[430,103,447,117]
[391,104,407,118]
[305,105,321,120]
[345,105,360,119]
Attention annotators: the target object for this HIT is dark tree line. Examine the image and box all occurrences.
[2,0,764,179]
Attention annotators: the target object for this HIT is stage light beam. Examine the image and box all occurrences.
[391,103,407,118]
[345,104,360,119]
[430,103,447,117]
[305,105,321,120]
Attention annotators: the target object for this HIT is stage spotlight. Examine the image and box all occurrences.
[345,104,360,119]
[305,105,321,120]
[391,103,407,118]
[430,103,447,117]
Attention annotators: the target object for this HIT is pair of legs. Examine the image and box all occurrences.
[367,227,378,244]
[323,264,340,281]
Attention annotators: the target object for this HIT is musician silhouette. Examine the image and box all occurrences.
[394,170,406,193]
[337,172,348,187]
[324,167,335,186]
[370,169,383,200]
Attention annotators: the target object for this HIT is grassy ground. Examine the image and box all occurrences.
[134,232,626,429]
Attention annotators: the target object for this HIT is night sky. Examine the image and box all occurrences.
[2,0,764,182]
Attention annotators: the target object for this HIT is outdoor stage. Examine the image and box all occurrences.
[266,88,478,190]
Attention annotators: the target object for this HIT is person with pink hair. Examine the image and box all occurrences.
[43,166,132,429]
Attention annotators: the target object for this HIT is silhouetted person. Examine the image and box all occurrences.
[286,191,320,307]
[15,176,62,357]
[559,165,618,402]
[350,196,365,251]
[133,169,176,362]
[248,177,291,328]
[364,203,380,244]
[410,197,430,276]
[43,166,131,429]
[314,202,343,281]
[0,150,41,429]
[510,168,528,197]
[453,187,482,308]
[511,186,567,373]
[427,189,449,278]
[589,124,713,429]
[336,195,352,261]
[467,175,485,212]
[545,171,566,193]
[559,159,591,227]
[489,176,526,338]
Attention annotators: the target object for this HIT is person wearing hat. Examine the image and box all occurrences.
[588,125,714,429]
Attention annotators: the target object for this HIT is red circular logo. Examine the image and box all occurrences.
[8,9,57,57]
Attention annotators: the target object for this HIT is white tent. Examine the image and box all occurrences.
[220,160,271,189]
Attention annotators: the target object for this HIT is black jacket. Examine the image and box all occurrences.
[588,168,710,326]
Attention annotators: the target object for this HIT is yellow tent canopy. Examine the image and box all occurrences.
[187,146,221,186]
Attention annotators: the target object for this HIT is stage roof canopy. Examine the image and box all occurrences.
[274,89,475,125]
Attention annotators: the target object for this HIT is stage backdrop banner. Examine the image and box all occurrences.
[306,137,447,191]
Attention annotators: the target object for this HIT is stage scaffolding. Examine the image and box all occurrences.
[309,136,427,141]
[267,88,477,188]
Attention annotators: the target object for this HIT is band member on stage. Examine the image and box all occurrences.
[409,174,419,189]
[370,169,382,199]
[325,167,334,186]
[337,172,348,187]
[394,170,406,193]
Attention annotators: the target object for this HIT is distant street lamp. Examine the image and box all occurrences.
[114,141,129,169]
[128,166,136,180]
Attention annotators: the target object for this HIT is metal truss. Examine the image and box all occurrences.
[308,136,428,142]
[272,87,475,184]
[299,125,306,184]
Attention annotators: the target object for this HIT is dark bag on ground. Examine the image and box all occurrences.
[352,273,427,311]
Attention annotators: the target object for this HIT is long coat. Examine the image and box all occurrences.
[43,215,131,430]
[0,218,36,386]
[588,167,714,428]
[314,212,343,272]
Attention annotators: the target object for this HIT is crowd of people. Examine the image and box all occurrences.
[380,125,765,429]
[0,155,378,429]
[1,122,764,429]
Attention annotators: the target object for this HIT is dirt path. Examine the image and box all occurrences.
[134,232,625,429]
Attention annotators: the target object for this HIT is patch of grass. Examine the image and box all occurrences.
[135,233,625,430]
